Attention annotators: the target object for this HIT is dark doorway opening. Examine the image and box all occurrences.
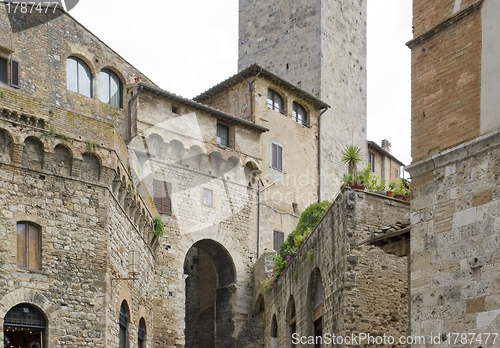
[3,303,46,348]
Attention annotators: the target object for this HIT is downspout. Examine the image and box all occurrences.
[128,84,144,143]
[256,179,261,259]
[240,68,263,123]
[317,106,330,202]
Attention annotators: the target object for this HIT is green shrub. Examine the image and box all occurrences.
[153,216,164,238]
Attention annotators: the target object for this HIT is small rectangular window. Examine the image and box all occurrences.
[368,151,375,172]
[273,230,285,252]
[10,59,20,88]
[217,123,229,147]
[17,222,41,270]
[203,188,213,206]
[271,143,283,172]
[172,106,179,114]
[153,179,172,216]
[395,168,399,178]
[0,57,7,84]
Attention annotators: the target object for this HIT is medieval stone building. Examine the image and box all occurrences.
[6,0,497,346]
[406,0,500,344]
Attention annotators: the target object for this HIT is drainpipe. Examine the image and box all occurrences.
[256,179,261,259]
[317,106,330,202]
[240,68,263,123]
[128,84,144,143]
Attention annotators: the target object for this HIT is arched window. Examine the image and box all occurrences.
[268,89,284,114]
[17,222,41,270]
[312,272,323,348]
[66,56,92,97]
[4,303,46,347]
[292,102,307,126]
[119,301,130,348]
[98,69,123,107]
[138,317,146,348]
[271,314,278,346]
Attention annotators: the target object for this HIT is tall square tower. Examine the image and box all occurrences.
[238,0,367,200]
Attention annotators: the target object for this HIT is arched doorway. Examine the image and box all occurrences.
[184,239,236,348]
[3,303,46,348]
[310,270,323,348]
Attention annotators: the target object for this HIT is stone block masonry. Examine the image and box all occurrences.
[254,189,410,347]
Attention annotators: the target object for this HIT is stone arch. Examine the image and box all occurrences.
[0,288,57,345]
[309,268,323,340]
[209,151,224,177]
[184,239,237,348]
[81,153,101,181]
[184,145,204,170]
[286,295,297,347]
[168,139,184,162]
[271,314,278,347]
[244,160,261,186]
[255,293,265,314]
[22,136,44,171]
[53,144,73,176]
[224,155,241,181]
[145,133,164,157]
[0,128,13,162]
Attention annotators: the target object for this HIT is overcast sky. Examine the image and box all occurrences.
[71,0,413,173]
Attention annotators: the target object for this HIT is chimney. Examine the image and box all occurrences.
[381,139,391,153]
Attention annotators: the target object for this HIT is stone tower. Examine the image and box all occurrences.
[238,0,367,200]
[406,0,500,340]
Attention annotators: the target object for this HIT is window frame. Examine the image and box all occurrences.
[0,56,8,84]
[292,101,308,126]
[273,230,284,252]
[368,151,375,172]
[119,301,129,348]
[16,221,41,270]
[271,142,284,172]
[153,179,172,216]
[66,56,93,97]
[138,317,146,348]
[267,89,285,115]
[216,123,230,147]
[98,68,123,108]
[202,188,213,207]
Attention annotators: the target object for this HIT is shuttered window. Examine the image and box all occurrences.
[0,57,7,84]
[273,230,284,252]
[10,59,20,88]
[271,143,283,172]
[153,179,172,215]
[17,222,41,270]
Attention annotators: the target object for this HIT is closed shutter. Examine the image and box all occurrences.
[273,230,284,252]
[277,145,283,171]
[162,181,172,216]
[10,59,20,88]
[153,180,172,216]
[272,144,277,169]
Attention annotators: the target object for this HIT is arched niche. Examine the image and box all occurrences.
[22,136,44,171]
[81,153,101,181]
[0,128,13,162]
[53,144,72,176]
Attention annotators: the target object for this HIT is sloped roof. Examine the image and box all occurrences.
[194,64,330,109]
[368,141,405,166]
[139,83,269,133]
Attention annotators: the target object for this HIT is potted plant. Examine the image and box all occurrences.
[341,145,362,175]
[389,178,408,200]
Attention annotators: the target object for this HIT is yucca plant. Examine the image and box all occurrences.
[341,145,362,174]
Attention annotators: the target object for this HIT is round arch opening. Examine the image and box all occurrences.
[3,303,46,348]
[183,239,236,348]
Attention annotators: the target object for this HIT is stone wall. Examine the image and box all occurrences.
[407,130,500,346]
[254,189,410,347]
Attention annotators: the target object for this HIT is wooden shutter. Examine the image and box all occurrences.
[17,223,26,267]
[273,230,284,252]
[162,181,172,216]
[153,179,162,210]
[10,59,20,88]
[277,145,283,171]
[28,224,41,269]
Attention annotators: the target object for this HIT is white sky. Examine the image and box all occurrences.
[71,0,413,173]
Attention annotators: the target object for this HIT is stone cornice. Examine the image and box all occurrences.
[406,0,484,49]
[406,129,500,178]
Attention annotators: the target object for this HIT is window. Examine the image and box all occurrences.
[98,68,122,107]
[267,89,284,114]
[119,301,129,348]
[0,57,7,84]
[273,230,284,252]
[395,168,399,178]
[10,59,19,88]
[138,318,146,348]
[153,179,172,215]
[271,143,283,172]
[368,151,375,172]
[217,123,229,147]
[66,56,92,97]
[17,222,41,270]
[292,102,307,126]
[172,106,179,114]
[203,188,213,207]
